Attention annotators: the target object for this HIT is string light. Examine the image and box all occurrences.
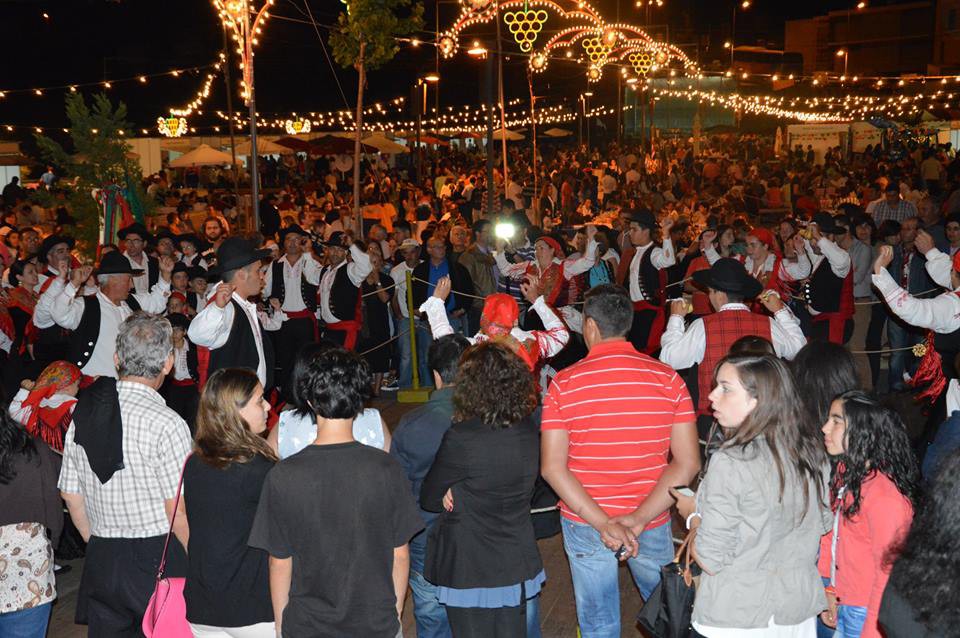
[0,61,221,98]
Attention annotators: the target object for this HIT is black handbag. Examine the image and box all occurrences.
[637,528,701,638]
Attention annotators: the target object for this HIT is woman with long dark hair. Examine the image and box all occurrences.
[184,368,278,637]
[880,449,960,637]
[792,340,860,437]
[421,342,543,637]
[0,408,62,637]
[819,390,919,638]
[674,354,831,637]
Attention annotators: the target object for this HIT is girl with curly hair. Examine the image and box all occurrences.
[879,449,960,637]
[819,390,919,638]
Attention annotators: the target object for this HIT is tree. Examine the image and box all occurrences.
[330,0,423,237]
[34,93,153,258]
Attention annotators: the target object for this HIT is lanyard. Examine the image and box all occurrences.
[830,486,846,587]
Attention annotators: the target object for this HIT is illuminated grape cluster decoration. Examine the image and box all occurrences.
[503,8,549,52]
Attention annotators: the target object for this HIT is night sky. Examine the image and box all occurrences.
[0,0,889,141]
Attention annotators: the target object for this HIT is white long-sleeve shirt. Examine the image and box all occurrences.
[188,291,283,387]
[923,247,953,290]
[703,247,811,283]
[419,294,570,359]
[52,279,170,378]
[263,253,323,313]
[659,303,807,370]
[628,239,675,302]
[124,251,152,294]
[495,239,598,285]
[317,245,372,324]
[872,268,960,334]
[803,237,851,315]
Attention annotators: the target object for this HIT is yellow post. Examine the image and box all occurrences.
[397,270,432,403]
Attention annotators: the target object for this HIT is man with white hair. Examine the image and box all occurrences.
[47,251,174,379]
[60,312,191,636]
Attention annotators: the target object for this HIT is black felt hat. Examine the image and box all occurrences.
[692,257,763,298]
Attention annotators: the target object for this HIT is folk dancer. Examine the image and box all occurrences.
[616,209,676,355]
[659,258,806,444]
[47,252,174,380]
[316,232,372,349]
[188,237,281,389]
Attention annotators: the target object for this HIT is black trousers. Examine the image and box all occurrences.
[445,605,526,638]
[275,316,316,392]
[865,302,888,389]
[629,308,659,354]
[76,535,187,638]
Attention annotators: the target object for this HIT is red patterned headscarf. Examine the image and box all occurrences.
[21,361,82,431]
[479,293,539,370]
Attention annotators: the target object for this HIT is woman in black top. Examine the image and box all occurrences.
[421,342,543,638]
[184,368,277,637]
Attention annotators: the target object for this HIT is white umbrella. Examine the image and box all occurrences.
[543,127,573,138]
[492,128,525,141]
[233,138,291,155]
[363,133,409,154]
[169,144,239,167]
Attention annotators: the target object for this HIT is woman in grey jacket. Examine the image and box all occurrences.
[674,354,832,637]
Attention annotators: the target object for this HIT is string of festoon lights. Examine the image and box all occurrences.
[0,60,223,99]
[637,79,960,122]
[168,53,227,118]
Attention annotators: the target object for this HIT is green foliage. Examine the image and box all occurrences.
[34,93,153,258]
[329,0,424,72]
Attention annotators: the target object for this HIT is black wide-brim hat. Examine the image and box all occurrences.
[171,261,189,275]
[622,207,659,230]
[40,234,75,261]
[322,231,347,247]
[692,257,763,299]
[117,221,153,243]
[811,212,842,235]
[96,250,144,276]
[278,224,309,243]
[212,236,272,275]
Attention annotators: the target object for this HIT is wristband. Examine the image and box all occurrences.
[685,512,701,530]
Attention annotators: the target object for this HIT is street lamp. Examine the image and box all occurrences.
[413,74,440,181]
[836,48,848,76]
[580,92,593,150]
[731,0,751,72]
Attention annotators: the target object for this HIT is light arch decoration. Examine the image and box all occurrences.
[440,0,699,83]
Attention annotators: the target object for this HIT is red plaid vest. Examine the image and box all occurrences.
[697,308,772,415]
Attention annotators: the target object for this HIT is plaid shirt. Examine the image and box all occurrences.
[869,198,918,225]
[59,381,192,538]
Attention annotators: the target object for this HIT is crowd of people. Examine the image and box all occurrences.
[0,129,959,638]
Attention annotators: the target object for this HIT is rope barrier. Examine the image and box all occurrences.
[357,329,408,356]
[853,289,940,305]
[360,279,398,298]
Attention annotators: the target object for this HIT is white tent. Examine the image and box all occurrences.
[543,127,573,138]
[363,133,409,154]
[232,138,291,155]
[169,144,238,167]
[492,128,525,141]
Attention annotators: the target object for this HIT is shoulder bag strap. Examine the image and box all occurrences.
[156,452,191,581]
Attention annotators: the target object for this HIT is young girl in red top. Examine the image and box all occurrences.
[819,391,919,638]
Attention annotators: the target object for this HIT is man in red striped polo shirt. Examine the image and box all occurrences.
[542,284,700,638]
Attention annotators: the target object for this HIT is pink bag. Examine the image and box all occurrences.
[142,455,192,638]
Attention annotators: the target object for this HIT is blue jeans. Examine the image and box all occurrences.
[526,596,542,638]
[409,535,453,638]
[0,603,52,638]
[562,518,674,638]
[397,316,431,389]
[834,604,868,638]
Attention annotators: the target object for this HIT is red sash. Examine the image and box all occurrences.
[632,300,666,355]
[284,309,319,341]
[325,320,360,350]
[169,378,196,387]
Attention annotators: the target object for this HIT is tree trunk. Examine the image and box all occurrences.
[353,41,366,239]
